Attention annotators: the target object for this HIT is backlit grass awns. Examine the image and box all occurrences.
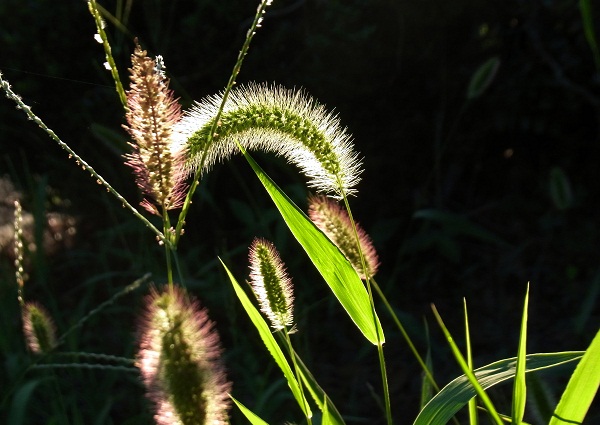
[248,238,295,332]
[136,285,231,425]
[123,41,187,216]
[308,195,379,280]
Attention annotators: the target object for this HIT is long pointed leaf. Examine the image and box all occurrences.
[230,395,270,425]
[511,284,529,425]
[463,300,478,425]
[432,305,503,425]
[221,259,312,419]
[549,329,600,425]
[414,352,584,425]
[241,149,384,345]
[292,350,346,425]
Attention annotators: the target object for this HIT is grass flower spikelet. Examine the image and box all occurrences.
[308,195,379,279]
[249,238,295,331]
[22,302,57,354]
[123,41,186,215]
[174,83,362,197]
[136,285,231,425]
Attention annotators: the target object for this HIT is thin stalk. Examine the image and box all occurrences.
[283,328,312,425]
[371,277,440,392]
[174,0,274,243]
[339,189,391,425]
[0,274,150,411]
[87,0,128,109]
[56,274,150,347]
[162,205,174,287]
[0,73,169,246]
[31,363,138,373]
[432,304,504,425]
[52,352,135,365]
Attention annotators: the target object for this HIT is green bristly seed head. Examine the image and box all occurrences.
[22,302,57,354]
[249,238,294,331]
[136,285,231,425]
[161,320,207,425]
[174,84,362,198]
[308,195,380,280]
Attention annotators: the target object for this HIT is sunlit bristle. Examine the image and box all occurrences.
[248,238,295,331]
[174,83,363,198]
[123,41,187,215]
[308,195,379,280]
[136,285,231,425]
[22,301,57,355]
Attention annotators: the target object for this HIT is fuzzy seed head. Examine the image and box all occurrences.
[123,41,187,215]
[249,238,294,331]
[173,83,362,198]
[22,302,57,354]
[136,285,231,425]
[308,195,379,279]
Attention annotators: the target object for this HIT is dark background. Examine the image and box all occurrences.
[1,0,599,424]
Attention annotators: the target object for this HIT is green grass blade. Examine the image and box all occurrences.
[466,56,501,99]
[230,395,270,425]
[220,259,312,419]
[413,351,584,425]
[549,328,600,425]
[420,319,435,409]
[241,149,384,345]
[7,380,41,425]
[431,305,503,425]
[511,284,529,425]
[463,300,478,425]
[292,350,346,425]
[579,0,600,72]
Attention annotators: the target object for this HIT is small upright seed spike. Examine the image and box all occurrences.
[248,238,295,331]
[22,302,57,354]
[308,195,379,279]
[136,285,231,425]
[13,200,25,299]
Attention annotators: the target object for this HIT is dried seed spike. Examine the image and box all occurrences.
[123,41,187,215]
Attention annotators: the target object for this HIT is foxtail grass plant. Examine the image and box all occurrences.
[1,0,599,424]
[248,238,312,425]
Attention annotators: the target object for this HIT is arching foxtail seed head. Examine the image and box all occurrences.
[173,83,363,198]
[123,41,187,215]
[308,195,380,280]
[248,238,295,331]
[22,301,57,354]
[136,285,231,425]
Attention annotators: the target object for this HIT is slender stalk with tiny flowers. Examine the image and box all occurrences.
[0,71,168,245]
[248,238,312,425]
[13,200,25,308]
[87,0,127,108]
[173,0,275,244]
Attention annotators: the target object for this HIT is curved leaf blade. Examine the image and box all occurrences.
[550,329,600,425]
[414,352,584,425]
[242,149,384,345]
